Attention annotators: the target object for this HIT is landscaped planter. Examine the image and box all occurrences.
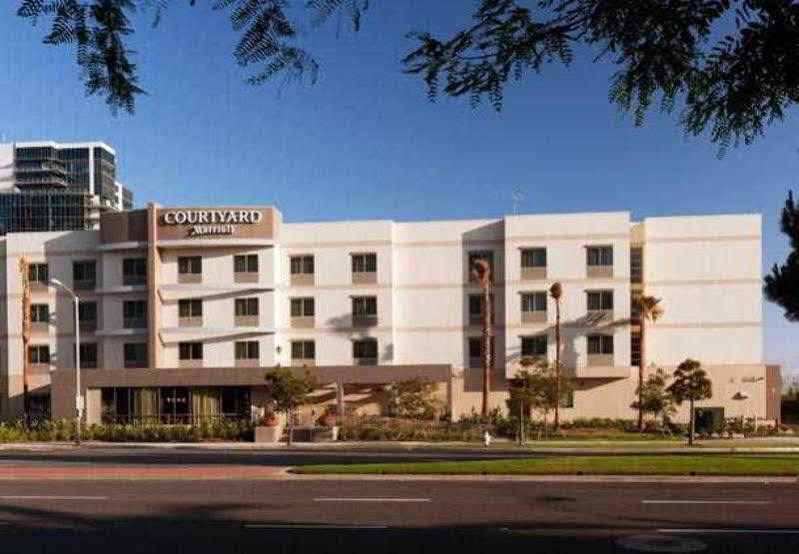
[254,424,284,443]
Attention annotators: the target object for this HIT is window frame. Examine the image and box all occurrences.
[28,263,49,284]
[234,297,259,316]
[586,245,613,267]
[290,297,315,317]
[352,296,377,317]
[28,345,50,364]
[521,335,548,357]
[290,255,314,275]
[587,290,614,311]
[123,343,148,367]
[587,334,614,355]
[520,248,547,268]
[234,254,259,273]
[521,291,547,313]
[234,341,260,360]
[177,256,202,275]
[291,340,316,360]
[351,253,377,274]
[178,342,204,361]
[178,298,203,318]
[30,303,49,323]
[353,339,378,360]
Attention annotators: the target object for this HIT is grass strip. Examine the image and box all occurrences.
[292,455,799,476]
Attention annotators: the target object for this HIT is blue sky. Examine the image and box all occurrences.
[0,1,796,379]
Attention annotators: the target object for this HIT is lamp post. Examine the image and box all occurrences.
[49,278,81,445]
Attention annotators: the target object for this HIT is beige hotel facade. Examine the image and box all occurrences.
[0,204,781,424]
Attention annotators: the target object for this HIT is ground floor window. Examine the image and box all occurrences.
[100,386,251,424]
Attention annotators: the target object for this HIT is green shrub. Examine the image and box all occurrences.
[0,419,254,442]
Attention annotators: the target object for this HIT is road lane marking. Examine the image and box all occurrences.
[244,524,388,530]
[660,528,799,535]
[0,496,108,500]
[313,497,430,503]
[643,500,772,505]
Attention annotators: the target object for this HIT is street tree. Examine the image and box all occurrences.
[765,191,799,320]
[508,360,573,440]
[16,1,799,152]
[631,367,675,433]
[666,358,712,446]
[387,378,441,421]
[264,366,316,447]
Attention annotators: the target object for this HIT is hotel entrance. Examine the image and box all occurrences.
[99,387,251,424]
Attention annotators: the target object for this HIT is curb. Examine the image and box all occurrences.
[282,472,799,484]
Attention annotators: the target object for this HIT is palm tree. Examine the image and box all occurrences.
[549,282,563,429]
[637,295,664,431]
[472,259,492,418]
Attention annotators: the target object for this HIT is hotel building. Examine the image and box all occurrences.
[0,205,781,424]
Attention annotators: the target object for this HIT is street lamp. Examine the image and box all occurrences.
[49,278,82,445]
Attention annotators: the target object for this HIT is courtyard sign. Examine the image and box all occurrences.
[160,209,264,238]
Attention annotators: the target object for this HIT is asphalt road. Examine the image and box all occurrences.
[0,445,795,468]
[0,478,795,553]
[0,445,610,468]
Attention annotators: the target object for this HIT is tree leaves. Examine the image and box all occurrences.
[15,0,799,153]
[765,191,799,321]
[405,0,799,154]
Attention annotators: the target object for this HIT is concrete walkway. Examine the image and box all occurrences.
[0,439,798,454]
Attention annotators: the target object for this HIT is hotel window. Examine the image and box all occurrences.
[587,334,614,358]
[587,290,614,314]
[290,298,315,317]
[28,263,49,285]
[30,304,49,323]
[235,298,259,316]
[234,297,259,326]
[291,341,316,364]
[586,246,613,278]
[123,343,148,368]
[468,251,494,282]
[123,300,147,328]
[520,248,547,279]
[178,256,202,283]
[28,345,50,365]
[353,338,378,365]
[234,254,258,273]
[521,292,547,323]
[179,299,203,317]
[351,253,377,284]
[122,258,147,286]
[290,297,315,328]
[79,301,98,331]
[352,296,377,327]
[468,294,494,326]
[290,255,314,285]
[74,343,98,369]
[72,260,96,289]
[179,342,203,361]
[235,341,260,360]
[521,335,548,359]
[234,254,259,283]
[630,247,643,284]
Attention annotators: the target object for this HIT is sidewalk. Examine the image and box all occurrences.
[0,439,798,455]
